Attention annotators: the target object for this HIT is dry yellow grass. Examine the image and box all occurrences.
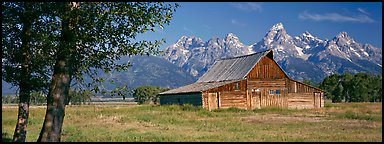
[2,102,382,142]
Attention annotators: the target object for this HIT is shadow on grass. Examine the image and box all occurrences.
[2,132,12,142]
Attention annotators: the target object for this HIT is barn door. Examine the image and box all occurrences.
[251,89,261,109]
[208,92,219,111]
[314,92,321,108]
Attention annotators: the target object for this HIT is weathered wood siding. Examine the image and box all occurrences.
[245,55,290,109]
[288,93,314,109]
[246,56,287,79]
[247,79,286,89]
[160,93,202,106]
[207,92,219,111]
[219,91,247,109]
[248,88,288,109]
[287,79,322,93]
[262,88,288,108]
[286,79,324,109]
[205,80,247,92]
[247,79,288,109]
[202,80,247,110]
[244,55,324,109]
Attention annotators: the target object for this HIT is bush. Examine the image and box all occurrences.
[132,86,169,105]
[66,89,92,105]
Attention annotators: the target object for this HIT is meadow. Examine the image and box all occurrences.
[2,102,382,142]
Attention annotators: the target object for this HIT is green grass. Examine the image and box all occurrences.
[2,102,382,142]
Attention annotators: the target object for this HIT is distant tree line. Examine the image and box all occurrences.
[2,92,46,105]
[65,90,92,105]
[317,72,382,103]
[132,86,170,105]
[2,89,91,105]
[2,95,19,104]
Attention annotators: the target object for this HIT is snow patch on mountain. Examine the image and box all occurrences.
[162,22,382,83]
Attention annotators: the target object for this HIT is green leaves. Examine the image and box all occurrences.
[319,72,382,103]
[46,2,179,96]
[2,2,55,92]
[132,86,170,105]
[3,1,179,103]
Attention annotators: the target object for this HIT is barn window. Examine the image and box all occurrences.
[269,90,274,95]
[276,90,281,94]
[234,82,240,90]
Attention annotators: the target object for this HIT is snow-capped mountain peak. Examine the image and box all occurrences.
[174,36,204,49]
[337,31,350,38]
[253,23,309,61]
[163,23,382,83]
[224,33,241,45]
[294,30,325,51]
[163,33,253,77]
[226,32,238,38]
[302,31,314,39]
[270,22,285,31]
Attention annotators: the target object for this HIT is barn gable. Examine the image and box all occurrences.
[246,53,289,80]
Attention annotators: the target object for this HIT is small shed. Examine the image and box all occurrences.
[159,49,324,110]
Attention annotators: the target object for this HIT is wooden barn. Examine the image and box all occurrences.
[159,49,324,110]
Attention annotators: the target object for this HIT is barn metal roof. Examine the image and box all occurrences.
[197,49,272,82]
[159,80,241,95]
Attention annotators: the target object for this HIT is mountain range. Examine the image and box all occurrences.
[104,55,196,90]
[162,22,382,83]
[2,55,197,96]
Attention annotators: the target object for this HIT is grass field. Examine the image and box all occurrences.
[2,102,382,142]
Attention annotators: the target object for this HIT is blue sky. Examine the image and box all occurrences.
[137,2,382,49]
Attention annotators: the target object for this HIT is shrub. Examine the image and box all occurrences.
[132,86,169,105]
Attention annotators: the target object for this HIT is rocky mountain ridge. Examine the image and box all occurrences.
[162,22,382,83]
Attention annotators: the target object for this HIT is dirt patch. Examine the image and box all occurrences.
[242,113,328,124]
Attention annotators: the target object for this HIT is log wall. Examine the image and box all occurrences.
[286,79,324,109]
[202,80,247,109]
[247,79,286,89]
[287,79,322,93]
[219,91,247,109]
[287,93,314,109]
